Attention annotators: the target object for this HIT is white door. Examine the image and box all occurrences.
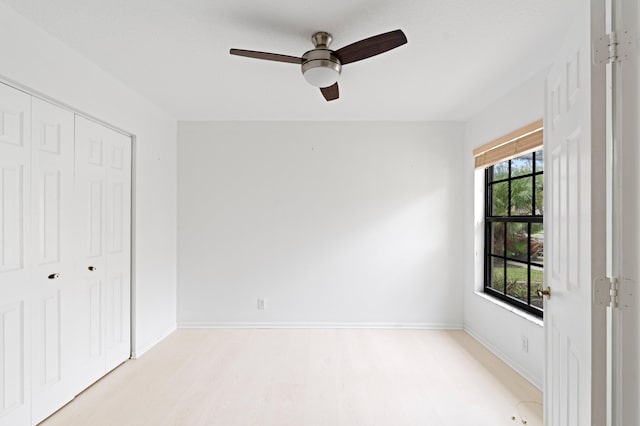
[73,116,109,389]
[543,1,607,425]
[0,84,32,426]
[29,98,76,424]
[73,116,131,391]
[104,130,131,372]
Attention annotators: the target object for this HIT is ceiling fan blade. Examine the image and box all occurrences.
[320,83,339,101]
[229,49,303,64]
[334,29,407,65]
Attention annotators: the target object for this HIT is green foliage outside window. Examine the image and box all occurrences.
[485,150,544,315]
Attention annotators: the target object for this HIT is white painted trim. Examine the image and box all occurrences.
[129,135,137,360]
[474,291,544,327]
[177,322,464,330]
[132,324,177,359]
[464,325,542,390]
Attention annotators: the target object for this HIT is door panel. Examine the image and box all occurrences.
[74,116,108,390]
[109,183,124,253]
[88,180,104,258]
[106,274,123,349]
[89,281,102,358]
[105,131,131,372]
[0,302,25,415]
[74,117,131,385]
[43,292,61,384]
[0,165,24,272]
[30,98,76,424]
[40,171,61,264]
[0,83,31,426]
[0,106,26,147]
[544,1,607,424]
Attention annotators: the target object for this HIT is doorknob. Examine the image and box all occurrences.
[88,266,97,271]
[537,286,551,300]
[48,273,60,279]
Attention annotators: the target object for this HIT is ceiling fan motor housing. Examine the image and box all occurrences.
[301,49,342,87]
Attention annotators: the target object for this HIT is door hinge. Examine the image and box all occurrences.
[594,277,634,309]
[593,30,632,64]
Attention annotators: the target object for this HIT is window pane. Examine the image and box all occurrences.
[535,150,544,172]
[530,264,544,309]
[506,222,528,261]
[490,257,505,292]
[510,177,533,215]
[491,181,508,216]
[511,153,533,177]
[535,174,544,215]
[531,223,544,266]
[484,145,544,316]
[506,261,528,303]
[491,161,509,182]
[491,222,505,256]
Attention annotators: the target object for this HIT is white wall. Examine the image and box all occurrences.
[178,122,464,327]
[0,3,178,356]
[462,71,547,389]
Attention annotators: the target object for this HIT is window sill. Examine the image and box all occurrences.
[474,291,544,327]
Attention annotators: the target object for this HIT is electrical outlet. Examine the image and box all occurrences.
[257,299,265,310]
[521,336,529,353]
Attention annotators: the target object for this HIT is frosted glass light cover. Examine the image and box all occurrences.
[303,67,339,87]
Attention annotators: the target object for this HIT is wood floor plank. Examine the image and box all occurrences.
[40,329,542,426]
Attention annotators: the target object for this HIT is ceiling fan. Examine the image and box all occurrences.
[230,29,407,101]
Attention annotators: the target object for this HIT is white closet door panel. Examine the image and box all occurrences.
[30,98,76,425]
[88,179,104,258]
[0,83,32,426]
[0,85,30,274]
[0,164,24,272]
[105,132,131,371]
[73,116,107,391]
[0,302,28,426]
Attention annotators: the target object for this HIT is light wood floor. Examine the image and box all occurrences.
[41,329,542,426]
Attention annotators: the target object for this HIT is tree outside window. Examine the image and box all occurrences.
[484,150,544,317]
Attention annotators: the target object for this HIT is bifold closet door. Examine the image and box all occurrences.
[73,116,131,391]
[0,83,32,426]
[0,84,131,426]
[29,98,76,425]
[104,128,131,372]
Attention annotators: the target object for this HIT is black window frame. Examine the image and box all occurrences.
[484,150,544,318]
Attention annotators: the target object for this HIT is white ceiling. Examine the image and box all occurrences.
[2,0,574,121]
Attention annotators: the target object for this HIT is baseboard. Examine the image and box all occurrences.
[464,325,542,390]
[132,323,177,359]
[178,322,464,330]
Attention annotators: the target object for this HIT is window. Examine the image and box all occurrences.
[484,150,544,317]
[473,120,544,318]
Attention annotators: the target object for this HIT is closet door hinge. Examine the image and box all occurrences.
[594,277,634,309]
[593,30,633,64]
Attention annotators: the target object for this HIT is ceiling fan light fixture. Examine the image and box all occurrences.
[302,62,341,87]
[301,49,342,87]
